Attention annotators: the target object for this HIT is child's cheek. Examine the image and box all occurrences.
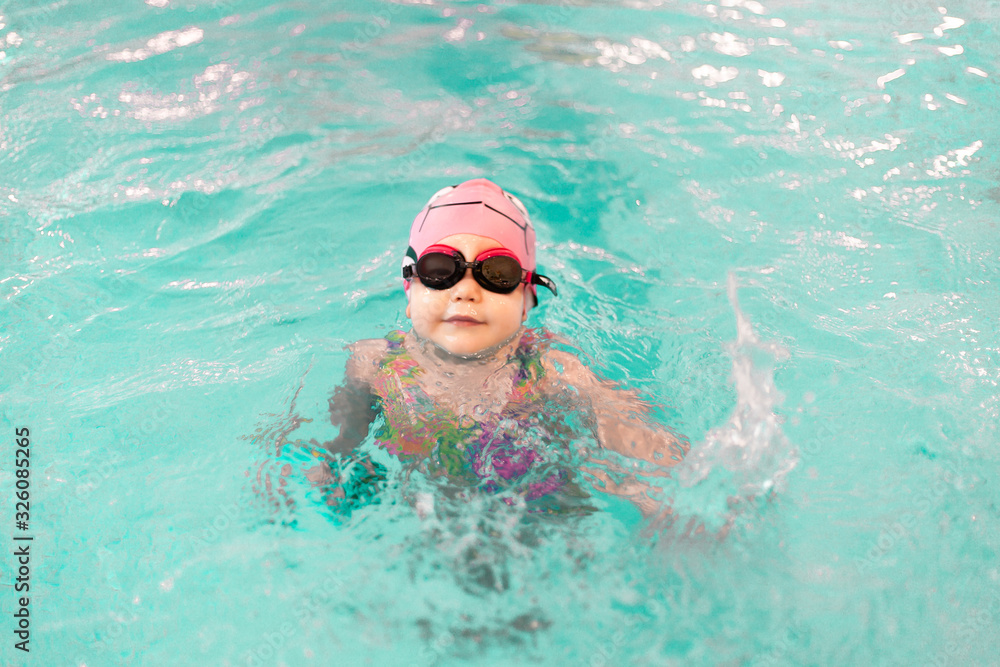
[408,288,445,327]
[484,292,524,328]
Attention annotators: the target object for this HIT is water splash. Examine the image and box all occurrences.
[666,273,797,532]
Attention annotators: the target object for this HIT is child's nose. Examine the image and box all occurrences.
[449,269,481,300]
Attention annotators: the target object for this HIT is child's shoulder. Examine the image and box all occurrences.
[531,330,585,373]
[522,330,599,394]
[540,347,592,385]
[533,334,614,396]
[344,335,394,387]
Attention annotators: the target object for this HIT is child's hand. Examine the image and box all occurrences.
[580,447,673,519]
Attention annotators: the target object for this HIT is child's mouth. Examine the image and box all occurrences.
[445,316,484,326]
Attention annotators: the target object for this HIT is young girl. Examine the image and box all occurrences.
[314,178,687,517]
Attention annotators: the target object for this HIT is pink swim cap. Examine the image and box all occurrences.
[407,178,536,270]
[402,178,557,306]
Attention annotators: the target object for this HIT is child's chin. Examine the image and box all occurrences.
[438,334,496,358]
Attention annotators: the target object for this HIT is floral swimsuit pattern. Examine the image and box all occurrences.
[370,329,567,504]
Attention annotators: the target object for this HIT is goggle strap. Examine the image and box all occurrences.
[402,246,418,280]
[531,272,558,297]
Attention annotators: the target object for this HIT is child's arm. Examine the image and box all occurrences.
[541,348,688,519]
[305,339,387,487]
[325,339,386,455]
[543,349,689,468]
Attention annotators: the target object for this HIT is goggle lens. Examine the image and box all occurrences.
[478,255,521,291]
[416,253,463,288]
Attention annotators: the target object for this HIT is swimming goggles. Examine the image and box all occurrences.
[403,244,558,296]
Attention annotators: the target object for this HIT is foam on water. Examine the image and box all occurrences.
[667,273,797,532]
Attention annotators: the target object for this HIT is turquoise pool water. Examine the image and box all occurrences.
[2,0,999,664]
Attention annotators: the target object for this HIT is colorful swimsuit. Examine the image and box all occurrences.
[370,329,572,506]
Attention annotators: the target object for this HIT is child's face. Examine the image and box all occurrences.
[406,233,528,357]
